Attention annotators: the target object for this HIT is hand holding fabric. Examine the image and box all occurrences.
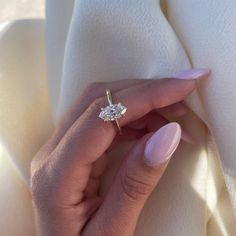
[31,69,209,236]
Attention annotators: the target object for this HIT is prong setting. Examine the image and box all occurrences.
[99,103,127,121]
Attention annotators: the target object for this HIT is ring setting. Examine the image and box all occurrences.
[99,90,127,133]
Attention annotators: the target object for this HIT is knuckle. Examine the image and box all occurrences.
[30,145,50,171]
[87,96,107,118]
[30,161,56,211]
[120,169,153,201]
[30,166,47,201]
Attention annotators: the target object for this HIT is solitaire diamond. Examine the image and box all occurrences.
[99,103,127,121]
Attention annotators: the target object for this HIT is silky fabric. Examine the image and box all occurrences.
[0,1,236,235]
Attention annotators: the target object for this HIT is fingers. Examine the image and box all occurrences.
[127,111,195,144]
[50,79,195,205]
[56,78,196,165]
[32,79,148,172]
[46,68,211,155]
[47,79,148,153]
[76,197,102,232]
[127,111,167,130]
[83,123,181,236]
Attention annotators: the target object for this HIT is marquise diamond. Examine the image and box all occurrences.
[99,103,127,121]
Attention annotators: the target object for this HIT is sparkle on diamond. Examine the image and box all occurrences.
[99,103,127,121]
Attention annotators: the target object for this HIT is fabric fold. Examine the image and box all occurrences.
[0,0,236,235]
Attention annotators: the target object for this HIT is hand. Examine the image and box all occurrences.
[31,69,209,236]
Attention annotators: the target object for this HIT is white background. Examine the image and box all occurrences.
[0,0,44,22]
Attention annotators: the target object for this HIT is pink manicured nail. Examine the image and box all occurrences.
[144,123,181,167]
[174,68,211,80]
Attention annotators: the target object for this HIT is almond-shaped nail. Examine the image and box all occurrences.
[144,122,181,167]
[174,68,211,80]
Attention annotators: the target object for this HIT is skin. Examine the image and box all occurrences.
[31,77,198,236]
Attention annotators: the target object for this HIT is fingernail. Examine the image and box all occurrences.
[174,68,211,80]
[144,122,181,167]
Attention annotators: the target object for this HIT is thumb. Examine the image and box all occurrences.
[83,122,182,236]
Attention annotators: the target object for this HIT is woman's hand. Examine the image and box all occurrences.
[31,69,210,236]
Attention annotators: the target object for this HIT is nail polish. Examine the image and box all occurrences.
[174,68,211,80]
[144,123,181,167]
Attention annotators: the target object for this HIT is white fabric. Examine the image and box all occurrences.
[0,20,53,235]
[0,0,236,235]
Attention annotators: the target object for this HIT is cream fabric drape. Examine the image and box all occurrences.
[0,1,236,235]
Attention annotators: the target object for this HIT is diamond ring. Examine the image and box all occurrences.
[99,90,127,133]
